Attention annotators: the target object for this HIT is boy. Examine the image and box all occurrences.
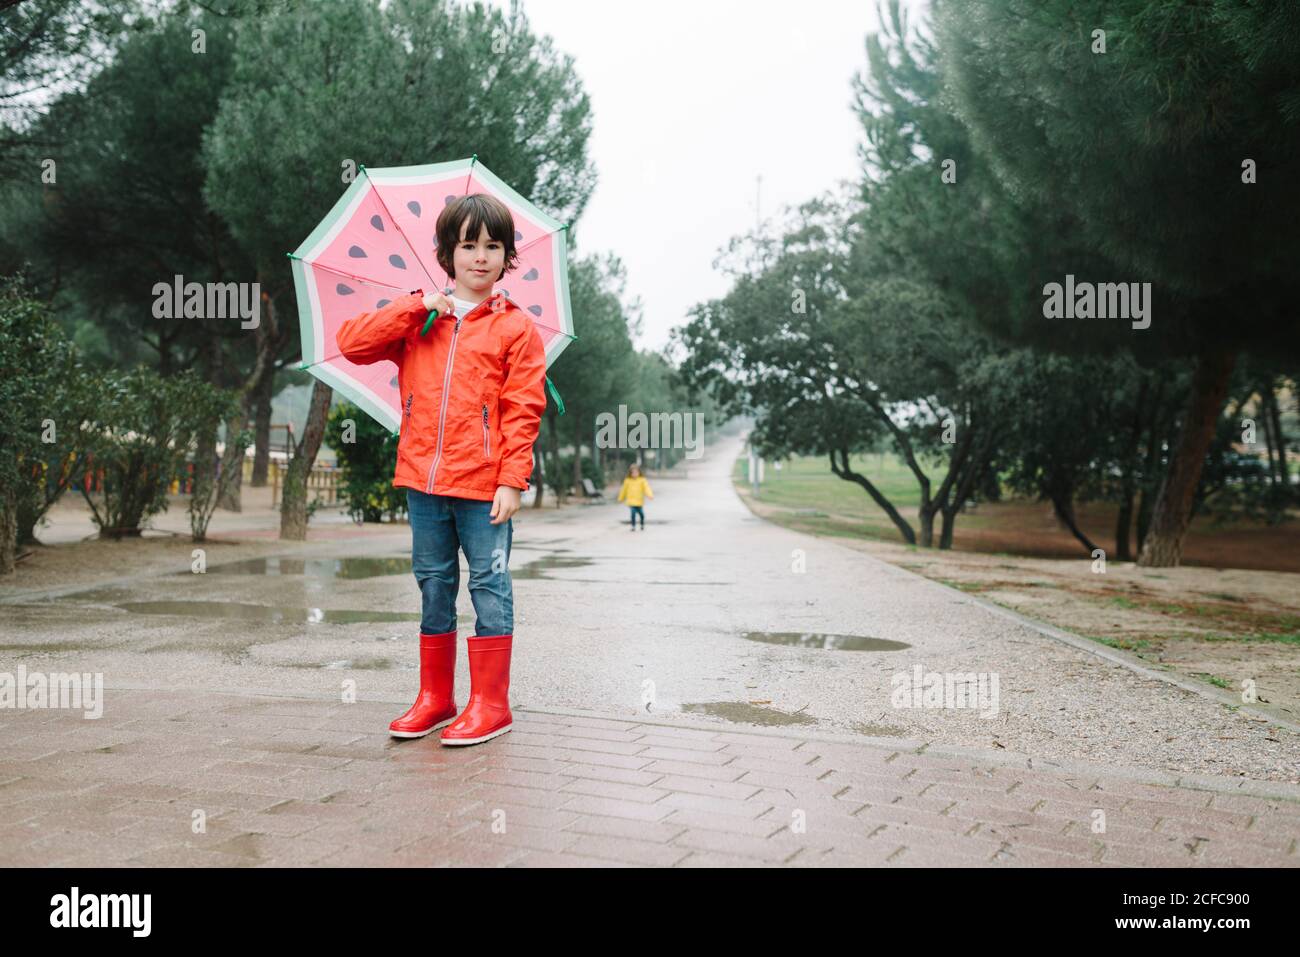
[335,193,547,746]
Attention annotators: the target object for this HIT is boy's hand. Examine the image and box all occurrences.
[420,292,453,335]
[489,484,521,525]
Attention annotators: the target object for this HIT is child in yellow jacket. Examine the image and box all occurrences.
[617,463,653,530]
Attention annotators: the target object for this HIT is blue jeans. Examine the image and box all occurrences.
[407,490,513,636]
[629,505,644,528]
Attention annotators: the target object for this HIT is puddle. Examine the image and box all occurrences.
[512,555,595,580]
[196,556,412,578]
[742,631,911,651]
[323,657,398,670]
[282,657,401,670]
[511,555,722,585]
[640,578,731,585]
[52,587,136,604]
[544,578,732,586]
[143,637,262,663]
[682,701,819,727]
[590,555,689,562]
[0,641,106,656]
[109,601,422,624]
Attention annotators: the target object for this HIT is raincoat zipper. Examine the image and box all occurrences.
[425,315,463,493]
[482,404,490,458]
[403,392,413,426]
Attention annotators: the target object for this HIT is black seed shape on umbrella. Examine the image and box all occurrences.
[370,215,385,231]
[515,230,523,242]
[389,254,406,269]
[376,299,391,308]
[407,201,421,217]
[527,305,543,316]
[337,284,355,295]
[390,376,399,388]
[523,268,539,281]
[348,245,367,258]
[444,195,456,206]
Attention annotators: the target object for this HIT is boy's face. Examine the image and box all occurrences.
[454,220,506,295]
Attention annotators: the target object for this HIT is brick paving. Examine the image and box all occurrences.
[1,688,1297,867]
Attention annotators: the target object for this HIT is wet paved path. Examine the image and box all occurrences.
[2,690,1297,867]
[2,434,1298,865]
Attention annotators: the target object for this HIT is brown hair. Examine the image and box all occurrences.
[434,193,519,282]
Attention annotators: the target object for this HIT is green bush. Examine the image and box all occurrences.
[544,452,606,497]
[324,401,406,523]
[0,274,96,569]
[79,367,228,539]
[0,274,104,557]
[187,385,250,543]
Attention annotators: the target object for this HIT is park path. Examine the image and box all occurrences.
[1,431,1297,866]
[1,689,1297,867]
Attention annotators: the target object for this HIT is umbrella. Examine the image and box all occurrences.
[288,154,573,432]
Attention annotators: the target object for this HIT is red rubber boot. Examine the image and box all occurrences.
[439,634,513,746]
[389,630,458,738]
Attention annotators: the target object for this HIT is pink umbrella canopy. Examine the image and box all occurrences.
[288,155,575,432]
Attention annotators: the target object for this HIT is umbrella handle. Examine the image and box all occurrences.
[420,288,454,336]
[546,375,565,415]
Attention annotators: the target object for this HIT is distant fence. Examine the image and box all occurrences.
[69,456,340,506]
[268,460,341,507]
[168,458,340,504]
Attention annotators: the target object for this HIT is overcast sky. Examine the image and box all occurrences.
[486,0,921,352]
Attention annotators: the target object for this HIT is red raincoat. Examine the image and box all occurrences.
[335,290,547,501]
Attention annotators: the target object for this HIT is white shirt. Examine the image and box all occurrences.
[450,295,486,318]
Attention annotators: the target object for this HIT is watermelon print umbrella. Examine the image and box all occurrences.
[288,155,574,432]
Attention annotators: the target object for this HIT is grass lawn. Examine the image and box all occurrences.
[732,451,1300,573]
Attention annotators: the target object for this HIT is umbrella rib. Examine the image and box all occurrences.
[298,346,399,370]
[363,167,438,290]
[515,230,556,256]
[463,156,476,197]
[299,258,409,293]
